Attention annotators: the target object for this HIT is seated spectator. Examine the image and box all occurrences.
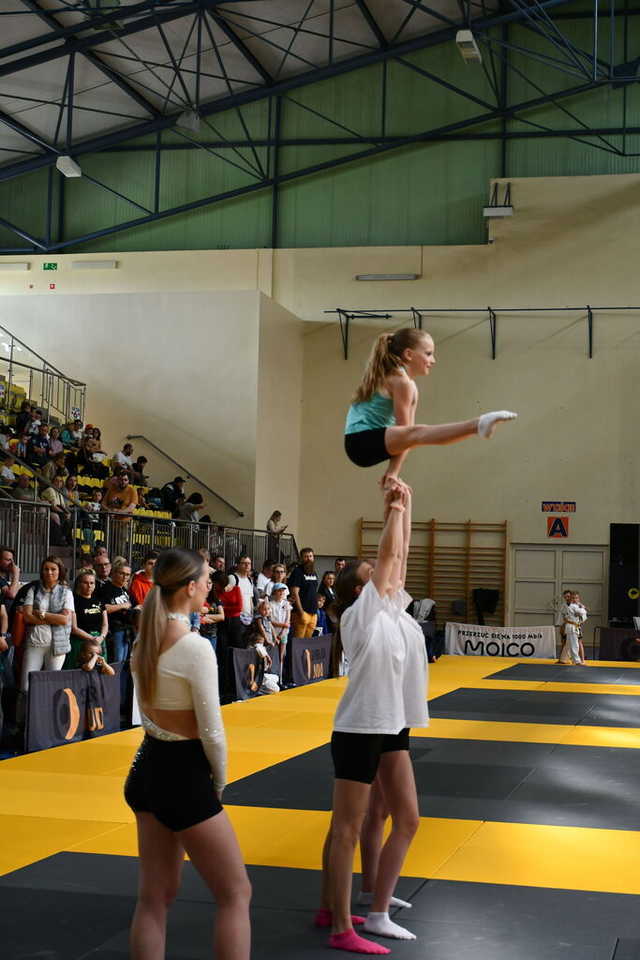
[13,434,28,460]
[145,487,163,510]
[0,424,11,452]
[15,401,31,437]
[48,426,63,458]
[256,561,274,598]
[66,568,108,668]
[20,556,73,699]
[103,472,138,515]
[129,552,158,607]
[84,487,103,520]
[313,593,329,636]
[11,473,35,501]
[41,475,71,544]
[61,419,83,448]
[113,442,134,470]
[26,423,50,468]
[161,476,186,516]
[64,474,82,509]
[244,620,278,694]
[265,562,289,598]
[78,638,115,676]
[0,456,16,485]
[131,455,148,486]
[42,451,68,486]
[27,408,43,436]
[177,491,204,523]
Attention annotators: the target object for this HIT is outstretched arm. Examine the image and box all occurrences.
[371,483,406,598]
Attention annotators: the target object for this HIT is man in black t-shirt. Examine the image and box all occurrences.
[289,548,319,639]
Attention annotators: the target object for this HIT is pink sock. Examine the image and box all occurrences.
[328,930,391,954]
[314,909,365,928]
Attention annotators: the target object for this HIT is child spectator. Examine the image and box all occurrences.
[129,552,158,607]
[78,637,115,676]
[254,597,275,648]
[61,419,83,447]
[85,488,103,514]
[269,583,290,682]
[48,427,63,458]
[313,593,329,636]
[244,619,273,693]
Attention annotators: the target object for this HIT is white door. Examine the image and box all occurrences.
[510,543,607,655]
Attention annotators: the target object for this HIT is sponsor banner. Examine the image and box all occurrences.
[26,665,121,753]
[542,501,576,513]
[445,623,555,658]
[290,634,332,686]
[232,648,263,701]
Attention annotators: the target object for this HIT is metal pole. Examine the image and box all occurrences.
[587,305,593,358]
[271,96,282,250]
[593,0,599,80]
[16,504,22,567]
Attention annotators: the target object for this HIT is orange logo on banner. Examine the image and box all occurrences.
[547,516,569,538]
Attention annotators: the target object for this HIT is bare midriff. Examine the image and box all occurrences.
[144,706,199,740]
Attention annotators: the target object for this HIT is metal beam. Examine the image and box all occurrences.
[354,0,388,48]
[0,109,59,155]
[18,0,162,118]
[206,5,273,84]
[0,0,578,184]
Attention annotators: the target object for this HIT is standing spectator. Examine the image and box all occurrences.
[131,455,148,485]
[266,510,287,558]
[265,562,289,598]
[200,578,225,653]
[48,427,63,458]
[212,555,226,573]
[94,556,112,590]
[235,555,256,629]
[103,473,138,514]
[256,561,274,598]
[319,571,337,607]
[26,423,50,469]
[97,559,132,665]
[335,557,347,577]
[129,553,158,607]
[314,594,329,636]
[177,492,204,523]
[161,476,186,516]
[66,568,108,669]
[269,583,290,682]
[0,546,21,609]
[289,548,319,638]
[20,556,73,696]
[15,401,31,437]
[212,571,244,650]
[114,442,134,470]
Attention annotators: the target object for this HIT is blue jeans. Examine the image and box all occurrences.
[110,628,129,709]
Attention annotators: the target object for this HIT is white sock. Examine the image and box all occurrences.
[357,891,412,910]
[477,410,518,438]
[363,912,416,940]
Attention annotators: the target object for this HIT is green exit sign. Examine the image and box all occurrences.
[42,262,57,271]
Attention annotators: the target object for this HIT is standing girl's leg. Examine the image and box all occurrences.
[359,778,386,897]
[43,649,66,672]
[180,811,252,960]
[130,812,185,960]
[363,750,420,940]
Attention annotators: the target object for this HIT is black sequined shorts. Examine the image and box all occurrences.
[124,734,222,831]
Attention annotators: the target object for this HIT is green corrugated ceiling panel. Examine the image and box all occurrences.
[62,150,155,239]
[280,64,383,140]
[0,169,50,248]
[277,136,500,247]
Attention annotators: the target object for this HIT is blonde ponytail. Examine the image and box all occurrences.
[353,327,431,403]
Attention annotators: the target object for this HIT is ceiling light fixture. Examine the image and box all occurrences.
[456,29,482,63]
[355,273,420,281]
[56,156,82,178]
[175,109,201,134]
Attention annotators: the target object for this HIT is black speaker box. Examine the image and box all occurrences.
[599,627,640,662]
[609,523,640,625]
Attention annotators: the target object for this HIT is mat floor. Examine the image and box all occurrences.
[1,656,640,959]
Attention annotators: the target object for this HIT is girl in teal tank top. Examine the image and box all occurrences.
[344,327,517,483]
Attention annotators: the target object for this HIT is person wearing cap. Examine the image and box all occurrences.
[268,583,291,683]
[161,476,186,516]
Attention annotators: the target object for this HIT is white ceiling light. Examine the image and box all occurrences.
[56,156,82,178]
[456,30,482,63]
[71,260,118,270]
[0,262,30,271]
[355,273,420,281]
[175,109,201,134]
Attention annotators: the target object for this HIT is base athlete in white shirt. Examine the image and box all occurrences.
[317,480,428,954]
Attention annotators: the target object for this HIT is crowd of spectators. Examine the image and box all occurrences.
[0,404,214,545]
[0,543,350,749]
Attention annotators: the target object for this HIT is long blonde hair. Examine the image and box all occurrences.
[134,548,204,706]
[353,327,431,403]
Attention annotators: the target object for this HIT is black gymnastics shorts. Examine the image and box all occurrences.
[344,429,389,468]
[331,728,410,784]
[124,734,222,832]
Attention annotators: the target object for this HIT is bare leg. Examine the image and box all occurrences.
[327,778,371,933]
[130,813,185,960]
[360,777,387,893]
[370,751,420,914]
[320,816,334,911]
[579,639,586,663]
[180,810,252,960]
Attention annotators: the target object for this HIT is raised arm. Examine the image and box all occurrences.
[371,483,406,598]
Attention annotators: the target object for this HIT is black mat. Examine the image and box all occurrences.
[428,687,640,727]
[2,854,637,960]
[486,664,640,685]
[222,737,640,830]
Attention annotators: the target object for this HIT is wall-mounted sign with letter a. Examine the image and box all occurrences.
[547,516,569,538]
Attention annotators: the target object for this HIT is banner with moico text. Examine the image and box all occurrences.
[26,665,121,753]
[445,623,556,658]
[290,634,332,686]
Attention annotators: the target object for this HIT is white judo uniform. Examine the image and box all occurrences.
[559,601,587,664]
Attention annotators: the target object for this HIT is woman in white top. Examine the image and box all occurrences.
[20,555,74,693]
[125,548,251,960]
[318,481,428,954]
